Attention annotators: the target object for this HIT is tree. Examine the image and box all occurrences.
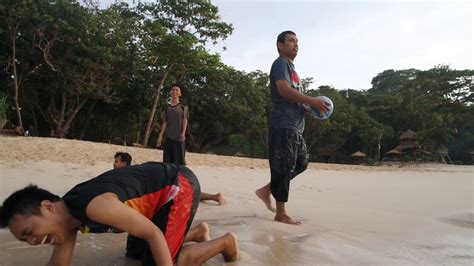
[138,0,233,146]
[0,0,44,133]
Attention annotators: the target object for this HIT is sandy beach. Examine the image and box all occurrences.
[0,135,473,265]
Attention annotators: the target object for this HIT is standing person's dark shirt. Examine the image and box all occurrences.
[268,56,305,134]
[164,104,189,141]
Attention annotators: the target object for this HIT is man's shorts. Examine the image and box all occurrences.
[126,166,200,265]
[163,138,186,165]
[268,127,309,202]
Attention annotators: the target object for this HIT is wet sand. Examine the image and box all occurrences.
[0,135,473,265]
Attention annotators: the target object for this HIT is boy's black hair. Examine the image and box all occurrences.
[114,152,132,166]
[0,184,61,228]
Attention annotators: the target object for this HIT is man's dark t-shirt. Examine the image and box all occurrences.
[268,56,305,134]
[62,162,182,233]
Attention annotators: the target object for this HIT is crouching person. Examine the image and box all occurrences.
[0,162,239,266]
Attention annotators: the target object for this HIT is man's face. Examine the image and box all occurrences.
[113,156,127,169]
[8,201,67,246]
[170,86,182,100]
[278,33,298,59]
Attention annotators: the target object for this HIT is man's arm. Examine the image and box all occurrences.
[47,229,78,266]
[276,80,330,113]
[86,193,173,266]
[179,118,188,142]
[157,121,168,147]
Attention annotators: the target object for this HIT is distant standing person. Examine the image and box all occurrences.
[255,31,330,225]
[157,86,227,206]
[156,85,189,165]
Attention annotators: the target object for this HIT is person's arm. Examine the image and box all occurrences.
[276,80,330,113]
[156,121,168,147]
[47,229,78,266]
[86,193,173,266]
[179,118,188,142]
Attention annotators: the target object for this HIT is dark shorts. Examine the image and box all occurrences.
[268,128,309,202]
[163,138,186,165]
[126,166,200,265]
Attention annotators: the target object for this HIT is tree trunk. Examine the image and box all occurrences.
[50,90,88,138]
[78,101,97,140]
[143,64,172,146]
[10,24,24,133]
[200,137,222,154]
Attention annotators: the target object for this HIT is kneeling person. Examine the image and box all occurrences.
[0,162,239,266]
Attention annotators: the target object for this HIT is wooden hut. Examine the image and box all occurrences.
[351,151,367,164]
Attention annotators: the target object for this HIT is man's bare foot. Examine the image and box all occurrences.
[185,222,211,243]
[274,213,301,225]
[194,222,211,242]
[255,188,276,213]
[216,193,227,205]
[222,232,239,261]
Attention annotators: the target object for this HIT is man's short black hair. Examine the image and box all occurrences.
[114,152,132,166]
[0,184,61,228]
[277,30,296,44]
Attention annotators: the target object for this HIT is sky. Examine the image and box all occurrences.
[103,0,473,90]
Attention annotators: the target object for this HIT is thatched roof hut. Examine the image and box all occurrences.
[400,129,417,140]
[351,151,367,157]
[386,149,401,155]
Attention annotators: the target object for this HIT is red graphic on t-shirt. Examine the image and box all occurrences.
[290,71,302,90]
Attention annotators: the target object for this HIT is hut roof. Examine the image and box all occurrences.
[351,151,367,157]
[400,129,417,140]
[386,149,402,155]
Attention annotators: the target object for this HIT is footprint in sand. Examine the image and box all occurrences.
[282,233,311,242]
[295,185,313,191]
[439,212,474,228]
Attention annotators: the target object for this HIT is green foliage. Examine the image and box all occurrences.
[1,2,472,164]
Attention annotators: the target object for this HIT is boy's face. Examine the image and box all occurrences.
[113,156,127,169]
[170,86,182,99]
[8,201,68,246]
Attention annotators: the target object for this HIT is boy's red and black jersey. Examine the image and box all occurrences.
[62,162,184,233]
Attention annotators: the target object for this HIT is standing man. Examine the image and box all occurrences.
[157,85,189,165]
[157,86,227,206]
[255,31,330,225]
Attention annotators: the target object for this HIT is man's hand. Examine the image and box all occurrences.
[309,97,331,113]
[178,133,185,142]
[156,136,163,148]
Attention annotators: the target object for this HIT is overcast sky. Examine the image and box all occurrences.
[103,0,473,90]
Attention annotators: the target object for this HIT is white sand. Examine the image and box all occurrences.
[0,135,473,265]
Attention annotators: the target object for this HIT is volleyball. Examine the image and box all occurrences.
[310,96,334,120]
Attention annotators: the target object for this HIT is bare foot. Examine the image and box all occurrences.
[274,213,301,225]
[222,232,239,261]
[216,193,227,206]
[255,188,276,213]
[185,222,211,243]
[194,222,211,242]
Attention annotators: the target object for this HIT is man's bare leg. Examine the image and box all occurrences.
[255,183,276,212]
[275,201,301,225]
[200,192,227,205]
[184,222,211,243]
[177,232,239,266]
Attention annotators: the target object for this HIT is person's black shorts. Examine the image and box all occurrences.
[163,138,186,165]
[268,127,309,202]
